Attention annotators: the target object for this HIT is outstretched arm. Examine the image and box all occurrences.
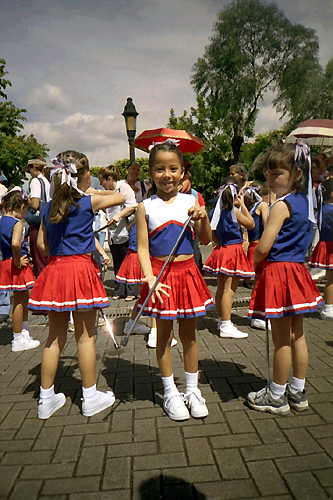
[189,200,211,245]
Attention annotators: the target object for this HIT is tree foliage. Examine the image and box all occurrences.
[191,0,320,162]
[0,58,49,185]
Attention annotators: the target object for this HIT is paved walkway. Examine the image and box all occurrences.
[0,244,332,500]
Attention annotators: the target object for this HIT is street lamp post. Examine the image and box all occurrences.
[122,97,139,165]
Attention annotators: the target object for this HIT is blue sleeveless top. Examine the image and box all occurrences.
[215,208,243,246]
[320,204,333,242]
[0,215,29,259]
[267,192,313,262]
[248,202,264,242]
[128,224,137,251]
[43,195,96,256]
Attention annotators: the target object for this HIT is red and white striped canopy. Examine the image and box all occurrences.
[286,119,333,146]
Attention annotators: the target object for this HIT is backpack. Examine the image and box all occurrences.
[24,178,47,227]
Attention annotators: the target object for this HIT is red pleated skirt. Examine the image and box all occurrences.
[203,243,255,278]
[247,241,258,273]
[28,254,109,312]
[308,241,333,270]
[248,261,324,319]
[0,258,35,291]
[138,256,214,320]
[115,249,143,285]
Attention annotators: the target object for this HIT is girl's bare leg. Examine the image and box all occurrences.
[73,309,97,388]
[178,318,198,373]
[12,290,29,333]
[324,269,333,305]
[156,318,173,377]
[216,274,240,321]
[290,314,308,380]
[271,317,292,385]
[41,311,69,389]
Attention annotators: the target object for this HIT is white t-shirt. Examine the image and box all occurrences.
[0,184,7,198]
[106,180,137,245]
[30,174,51,201]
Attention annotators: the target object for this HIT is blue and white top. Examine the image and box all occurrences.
[43,195,96,256]
[319,204,333,242]
[142,193,195,257]
[0,215,28,259]
[267,192,313,263]
[214,208,243,246]
[248,201,264,242]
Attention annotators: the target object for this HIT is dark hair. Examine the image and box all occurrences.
[48,157,89,224]
[148,143,184,195]
[229,163,248,182]
[98,164,120,182]
[322,178,333,203]
[242,182,266,211]
[264,142,310,193]
[0,188,28,212]
[218,176,239,210]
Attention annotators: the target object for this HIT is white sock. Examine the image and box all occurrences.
[40,385,55,400]
[127,318,135,326]
[149,327,157,335]
[13,332,22,340]
[289,377,305,393]
[323,304,333,312]
[221,320,232,330]
[22,321,29,331]
[162,374,178,397]
[82,384,97,399]
[185,371,198,393]
[270,381,287,399]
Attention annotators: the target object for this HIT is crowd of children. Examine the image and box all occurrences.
[0,139,331,422]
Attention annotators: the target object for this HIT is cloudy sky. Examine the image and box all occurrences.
[1,0,332,167]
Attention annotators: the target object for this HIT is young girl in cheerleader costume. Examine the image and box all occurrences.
[247,141,324,415]
[203,177,255,339]
[308,177,333,320]
[0,187,40,351]
[242,183,269,330]
[29,157,125,419]
[136,142,214,421]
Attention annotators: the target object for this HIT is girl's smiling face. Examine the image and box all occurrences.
[150,151,184,198]
[266,166,301,198]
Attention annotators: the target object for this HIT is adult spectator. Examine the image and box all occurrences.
[0,170,10,322]
[23,156,51,277]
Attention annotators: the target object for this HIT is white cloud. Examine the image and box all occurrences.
[28,84,69,112]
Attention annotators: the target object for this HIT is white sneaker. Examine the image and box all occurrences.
[251,319,271,330]
[12,332,40,352]
[147,328,177,348]
[219,323,248,339]
[82,390,115,417]
[217,317,222,331]
[185,388,208,418]
[320,307,333,320]
[38,393,66,419]
[124,320,150,335]
[163,392,189,421]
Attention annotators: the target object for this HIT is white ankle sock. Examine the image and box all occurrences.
[289,377,305,393]
[82,384,97,399]
[270,381,287,399]
[162,374,178,397]
[13,332,22,340]
[323,304,333,312]
[185,371,198,393]
[40,385,55,400]
[221,320,232,330]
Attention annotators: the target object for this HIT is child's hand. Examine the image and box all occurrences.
[102,253,111,266]
[188,205,207,221]
[142,275,171,304]
[19,255,29,268]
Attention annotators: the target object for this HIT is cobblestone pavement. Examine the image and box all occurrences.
[1,244,332,500]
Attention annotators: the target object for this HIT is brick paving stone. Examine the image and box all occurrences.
[133,417,156,442]
[185,436,215,466]
[224,410,255,434]
[313,468,333,487]
[69,491,131,500]
[283,428,324,455]
[214,448,249,479]
[241,443,296,462]
[2,450,52,465]
[183,422,230,438]
[275,452,332,474]
[157,426,185,454]
[247,460,289,496]
[193,479,258,500]
[0,439,33,452]
[8,479,42,500]
[21,462,76,479]
[42,476,101,495]
[52,435,83,463]
[76,445,106,476]
[63,421,110,436]
[0,465,22,497]
[308,423,333,439]
[134,451,187,471]
[163,465,221,484]
[312,402,333,423]
[102,456,131,490]
[211,432,262,450]
[283,471,329,500]
[317,437,333,460]
[111,409,133,432]
[33,425,63,450]
[258,421,290,445]
[107,441,157,458]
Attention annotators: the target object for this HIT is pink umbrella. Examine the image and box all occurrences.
[286,119,333,147]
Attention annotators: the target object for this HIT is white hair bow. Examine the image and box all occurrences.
[50,157,86,198]
[148,138,180,151]
[211,183,238,230]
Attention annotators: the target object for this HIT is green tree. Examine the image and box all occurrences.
[0,58,48,185]
[190,0,320,162]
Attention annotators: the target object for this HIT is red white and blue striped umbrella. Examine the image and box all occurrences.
[286,119,333,147]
